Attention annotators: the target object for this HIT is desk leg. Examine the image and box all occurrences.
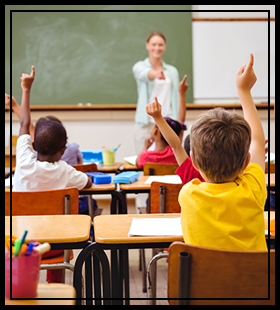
[74,242,111,305]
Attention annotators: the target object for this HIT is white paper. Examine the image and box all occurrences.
[123,155,138,166]
[144,175,182,185]
[265,230,272,235]
[128,217,183,237]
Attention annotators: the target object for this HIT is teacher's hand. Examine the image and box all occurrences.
[148,69,165,80]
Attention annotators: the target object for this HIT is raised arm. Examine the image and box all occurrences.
[19,65,35,137]
[236,54,265,172]
[177,75,188,124]
[146,97,188,165]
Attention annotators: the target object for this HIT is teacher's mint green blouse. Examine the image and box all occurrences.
[132,57,180,127]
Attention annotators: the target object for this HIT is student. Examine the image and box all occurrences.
[13,65,92,282]
[146,101,205,184]
[5,94,83,165]
[179,54,267,251]
[136,75,188,168]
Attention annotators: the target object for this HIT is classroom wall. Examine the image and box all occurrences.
[5,6,275,159]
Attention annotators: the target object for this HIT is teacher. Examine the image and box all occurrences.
[132,31,180,154]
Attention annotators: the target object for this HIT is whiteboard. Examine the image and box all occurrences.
[192,21,275,100]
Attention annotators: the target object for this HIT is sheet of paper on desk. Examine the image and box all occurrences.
[144,175,182,184]
[128,217,183,237]
[123,155,137,165]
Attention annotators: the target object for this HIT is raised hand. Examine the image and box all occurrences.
[236,54,257,92]
[146,97,162,119]
[178,74,188,95]
[21,65,35,91]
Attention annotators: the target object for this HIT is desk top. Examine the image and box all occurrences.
[94,213,184,244]
[5,215,91,244]
[97,162,122,172]
[5,283,76,305]
[120,176,150,190]
[94,212,275,244]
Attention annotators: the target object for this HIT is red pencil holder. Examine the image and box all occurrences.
[5,249,41,299]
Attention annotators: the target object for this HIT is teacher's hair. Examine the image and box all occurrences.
[147,31,166,43]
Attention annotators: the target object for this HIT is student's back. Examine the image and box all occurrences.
[13,66,92,192]
[179,55,267,251]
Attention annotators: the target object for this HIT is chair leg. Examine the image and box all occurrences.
[140,249,147,293]
[147,252,169,305]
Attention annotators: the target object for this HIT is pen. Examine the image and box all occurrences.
[25,242,35,256]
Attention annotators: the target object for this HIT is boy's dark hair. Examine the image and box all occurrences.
[183,134,190,156]
[33,117,67,156]
[190,108,251,183]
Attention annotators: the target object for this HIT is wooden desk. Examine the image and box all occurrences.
[5,283,76,305]
[122,161,142,171]
[97,162,122,173]
[94,213,184,244]
[119,175,150,191]
[5,215,91,249]
[79,182,126,214]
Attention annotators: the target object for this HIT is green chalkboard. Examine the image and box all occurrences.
[6,6,193,106]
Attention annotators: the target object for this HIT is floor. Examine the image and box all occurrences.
[38,198,170,305]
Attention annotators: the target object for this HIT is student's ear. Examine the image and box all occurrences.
[60,146,67,156]
[190,151,200,171]
[241,152,251,172]
[32,142,37,151]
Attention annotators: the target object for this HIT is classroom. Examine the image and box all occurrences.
[5,5,275,305]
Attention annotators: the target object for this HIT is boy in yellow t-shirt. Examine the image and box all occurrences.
[179,54,267,251]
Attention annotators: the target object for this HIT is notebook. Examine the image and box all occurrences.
[144,175,182,184]
[128,217,183,237]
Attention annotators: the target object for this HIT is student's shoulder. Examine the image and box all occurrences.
[240,162,266,189]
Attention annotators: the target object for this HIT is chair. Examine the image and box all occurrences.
[5,188,79,282]
[143,162,179,176]
[72,163,100,225]
[146,182,183,303]
[72,163,98,173]
[168,242,275,305]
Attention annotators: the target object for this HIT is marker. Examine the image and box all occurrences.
[13,239,22,257]
[25,242,35,256]
[19,244,28,256]
[20,230,28,248]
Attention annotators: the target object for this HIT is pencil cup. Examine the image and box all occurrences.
[102,150,115,165]
[5,249,41,299]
